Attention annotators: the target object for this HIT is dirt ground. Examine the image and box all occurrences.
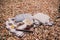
[0,0,60,40]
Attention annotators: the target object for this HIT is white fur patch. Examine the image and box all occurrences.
[6,18,24,37]
[14,14,33,22]
[33,13,53,25]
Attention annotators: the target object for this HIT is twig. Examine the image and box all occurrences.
[16,29,33,33]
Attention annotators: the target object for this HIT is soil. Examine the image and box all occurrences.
[0,0,60,40]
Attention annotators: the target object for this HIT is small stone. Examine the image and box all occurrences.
[36,38,39,40]
[56,19,60,22]
[7,37,16,40]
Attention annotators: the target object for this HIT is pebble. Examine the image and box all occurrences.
[7,37,16,40]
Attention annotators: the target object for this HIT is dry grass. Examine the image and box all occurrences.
[0,0,60,40]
